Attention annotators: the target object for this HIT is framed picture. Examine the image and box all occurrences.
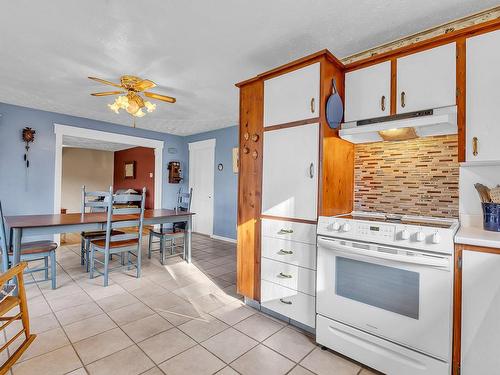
[124,161,136,179]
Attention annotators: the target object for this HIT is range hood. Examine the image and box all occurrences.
[339,105,457,144]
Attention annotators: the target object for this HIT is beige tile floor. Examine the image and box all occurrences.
[4,234,378,375]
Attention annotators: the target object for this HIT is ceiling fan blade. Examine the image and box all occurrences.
[133,79,156,92]
[91,91,126,96]
[88,76,123,88]
[144,92,176,103]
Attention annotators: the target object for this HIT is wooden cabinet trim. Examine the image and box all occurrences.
[263,117,320,132]
[390,59,397,115]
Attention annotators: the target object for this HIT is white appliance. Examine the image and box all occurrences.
[339,105,457,144]
[316,212,459,375]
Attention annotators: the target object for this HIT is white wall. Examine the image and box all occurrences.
[61,147,114,213]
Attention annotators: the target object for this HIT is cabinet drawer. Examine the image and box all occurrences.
[261,280,316,328]
[262,236,316,270]
[262,218,316,245]
[261,258,316,296]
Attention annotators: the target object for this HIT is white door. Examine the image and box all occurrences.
[188,139,215,236]
[261,123,319,221]
[466,30,500,162]
[344,61,391,122]
[461,250,500,374]
[397,43,456,113]
[264,63,320,127]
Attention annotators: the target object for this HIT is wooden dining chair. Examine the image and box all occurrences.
[80,186,123,272]
[0,201,57,289]
[89,187,146,286]
[148,188,192,264]
[0,262,36,374]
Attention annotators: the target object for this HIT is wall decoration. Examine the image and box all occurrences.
[22,127,36,168]
[124,161,136,179]
[218,163,224,171]
[232,147,239,173]
[168,161,182,183]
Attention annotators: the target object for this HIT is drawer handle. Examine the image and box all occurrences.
[310,97,315,113]
[381,95,386,111]
[278,272,292,279]
[400,91,406,108]
[309,162,314,179]
[277,229,293,235]
[279,298,292,305]
[278,249,293,255]
[472,136,478,156]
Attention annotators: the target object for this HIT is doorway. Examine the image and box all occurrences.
[188,139,215,236]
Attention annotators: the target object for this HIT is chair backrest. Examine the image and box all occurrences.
[81,185,110,214]
[176,188,193,212]
[0,202,8,272]
[102,187,146,251]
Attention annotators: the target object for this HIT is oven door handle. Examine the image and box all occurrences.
[317,238,450,269]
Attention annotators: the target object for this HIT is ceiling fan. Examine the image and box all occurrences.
[89,75,176,118]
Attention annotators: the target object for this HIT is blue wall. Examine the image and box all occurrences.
[186,126,239,240]
[0,102,239,241]
[0,102,188,218]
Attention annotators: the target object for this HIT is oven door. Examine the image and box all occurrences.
[317,236,453,361]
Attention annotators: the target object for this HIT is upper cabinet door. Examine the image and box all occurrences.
[344,61,391,122]
[262,124,319,221]
[397,43,456,113]
[264,63,320,127]
[466,30,500,162]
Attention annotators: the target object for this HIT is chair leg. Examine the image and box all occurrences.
[44,257,49,281]
[85,239,91,272]
[170,238,175,255]
[127,251,131,271]
[104,248,109,287]
[148,233,153,259]
[89,245,95,279]
[80,238,85,265]
[136,245,142,278]
[50,251,56,289]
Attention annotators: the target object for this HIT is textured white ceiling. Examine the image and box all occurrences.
[63,136,133,152]
[0,1,496,135]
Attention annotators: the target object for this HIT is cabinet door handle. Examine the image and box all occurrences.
[277,229,293,235]
[401,91,406,108]
[278,272,293,279]
[310,98,315,113]
[381,95,386,111]
[472,137,478,156]
[278,249,293,255]
[279,298,293,305]
[309,163,314,179]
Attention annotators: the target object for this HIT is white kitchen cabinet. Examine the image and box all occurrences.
[397,43,456,113]
[263,63,320,127]
[261,123,319,221]
[345,61,391,122]
[461,250,500,374]
[466,30,500,162]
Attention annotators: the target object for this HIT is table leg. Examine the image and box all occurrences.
[12,228,22,267]
[186,217,192,264]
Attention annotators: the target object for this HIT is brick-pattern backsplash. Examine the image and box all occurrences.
[354,135,459,218]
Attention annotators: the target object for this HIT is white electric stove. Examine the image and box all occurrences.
[316,211,459,375]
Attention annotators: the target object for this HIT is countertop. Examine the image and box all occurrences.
[455,226,500,249]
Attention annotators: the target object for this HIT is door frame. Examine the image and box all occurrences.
[188,138,216,236]
[53,124,164,216]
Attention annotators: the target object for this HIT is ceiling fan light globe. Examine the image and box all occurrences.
[108,103,120,114]
[144,101,156,113]
[134,108,145,117]
[126,99,140,114]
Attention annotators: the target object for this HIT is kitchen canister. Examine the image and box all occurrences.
[482,202,500,231]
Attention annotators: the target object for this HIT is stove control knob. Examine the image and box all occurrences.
[416,231,426,242]
[432,233,441,244]
[341,223,351,232]
[331,222,340,231]
[400,229,410,240]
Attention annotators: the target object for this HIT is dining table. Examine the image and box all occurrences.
[3,209,195,272]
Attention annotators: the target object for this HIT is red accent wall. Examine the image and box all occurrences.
[113,147,155,209]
